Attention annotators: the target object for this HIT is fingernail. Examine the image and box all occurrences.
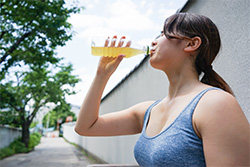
[112,36,117,42]
[120,36,125,43]
[119,54,126,58]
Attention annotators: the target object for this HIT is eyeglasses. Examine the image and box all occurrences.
[159,31,193,41]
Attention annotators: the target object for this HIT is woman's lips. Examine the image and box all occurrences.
[150,49,155,57]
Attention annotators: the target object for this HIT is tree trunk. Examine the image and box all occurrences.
[21,121,30,148]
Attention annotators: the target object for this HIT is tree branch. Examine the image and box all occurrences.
[11,103,21,113]
[28,103,42,123]
[0,30,34,64]
[0,31,7,40]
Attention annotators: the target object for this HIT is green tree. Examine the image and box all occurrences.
[0,0,82,147]
[0,0,81,79]
[0,63,80,147]
[42,101,76,130]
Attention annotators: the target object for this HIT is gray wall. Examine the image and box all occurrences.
[0,125,22,148]
[182,0,250,120]
[68,0,250,164]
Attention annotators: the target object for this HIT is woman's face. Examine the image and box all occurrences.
[149,32,187,71]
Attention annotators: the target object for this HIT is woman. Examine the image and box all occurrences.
[75,13,250,166]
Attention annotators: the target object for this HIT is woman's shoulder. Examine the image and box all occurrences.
[200,87,239,110]
[194,87,250,165]
[131,100,157,110]
[129,100,158,129]
[131,100,158,117]
[194,87,248,136]
[195,87,242,117]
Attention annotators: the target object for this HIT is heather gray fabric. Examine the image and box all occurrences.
[134,87,219,166]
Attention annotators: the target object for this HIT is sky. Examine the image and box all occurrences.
[57,0,187,106]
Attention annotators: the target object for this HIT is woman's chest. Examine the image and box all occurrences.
[134,130,205,166]
[146,97,193,137]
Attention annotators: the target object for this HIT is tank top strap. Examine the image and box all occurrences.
[142,87,221,132]
[189,87,222,112]
[143,100,161,129]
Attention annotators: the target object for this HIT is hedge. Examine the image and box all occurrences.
[0,132,42,160]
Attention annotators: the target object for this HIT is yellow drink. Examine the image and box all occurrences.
[91,46,146,58]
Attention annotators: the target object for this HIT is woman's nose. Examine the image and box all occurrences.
[151,40,157,47]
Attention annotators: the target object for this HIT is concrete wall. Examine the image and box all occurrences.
[0,125,22,148]
[65,0,250,164]
[63,122,140,164]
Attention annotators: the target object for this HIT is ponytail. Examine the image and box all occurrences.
[200,69,234,96]
[195,56,234,96]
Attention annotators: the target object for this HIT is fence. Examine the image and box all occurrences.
[0,125,22,148]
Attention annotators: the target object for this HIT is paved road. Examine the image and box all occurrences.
[0,137,93,167]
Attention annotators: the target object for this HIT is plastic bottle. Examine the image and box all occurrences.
[91,36,150,58]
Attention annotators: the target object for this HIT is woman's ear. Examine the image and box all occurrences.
[184,36,201,53]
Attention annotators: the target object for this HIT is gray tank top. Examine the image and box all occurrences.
[134,87,219,166]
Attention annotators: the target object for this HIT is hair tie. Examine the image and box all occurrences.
[204,64,213,74]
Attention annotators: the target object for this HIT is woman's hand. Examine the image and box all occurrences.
[96,36,131,77]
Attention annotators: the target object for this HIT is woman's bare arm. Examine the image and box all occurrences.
[74,67,153,136]
[194,90,250,166]
[75,36,154,136]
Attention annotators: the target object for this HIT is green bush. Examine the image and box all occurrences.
[0,132,42,160]
[32,132,42,139]
[0,147,15,159]
[9,138,29,153]
[28,132,42,150]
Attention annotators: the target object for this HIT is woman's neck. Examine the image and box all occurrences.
[165,68,201,100]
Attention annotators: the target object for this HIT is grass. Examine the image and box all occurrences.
[0,132,42,160]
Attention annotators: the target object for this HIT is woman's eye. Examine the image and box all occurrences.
[161,31,174,39]
[166,34,172,39]
[165,34,176,39]
[164,34,170,38]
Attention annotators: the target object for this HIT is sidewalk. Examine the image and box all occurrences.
[0,137,93,167]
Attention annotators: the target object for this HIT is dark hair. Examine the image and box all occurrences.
[163,12,234,95]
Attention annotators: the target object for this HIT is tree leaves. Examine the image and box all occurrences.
[0,0,82,146]
[0,63,80,127]
[0,0,80,75]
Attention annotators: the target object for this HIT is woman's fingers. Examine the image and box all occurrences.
[105,35,129,47]
[104,37,110,47]
[105,35,130,48]
[110,35,117,47]
[125,40,131,47]
[117,36,125,47]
